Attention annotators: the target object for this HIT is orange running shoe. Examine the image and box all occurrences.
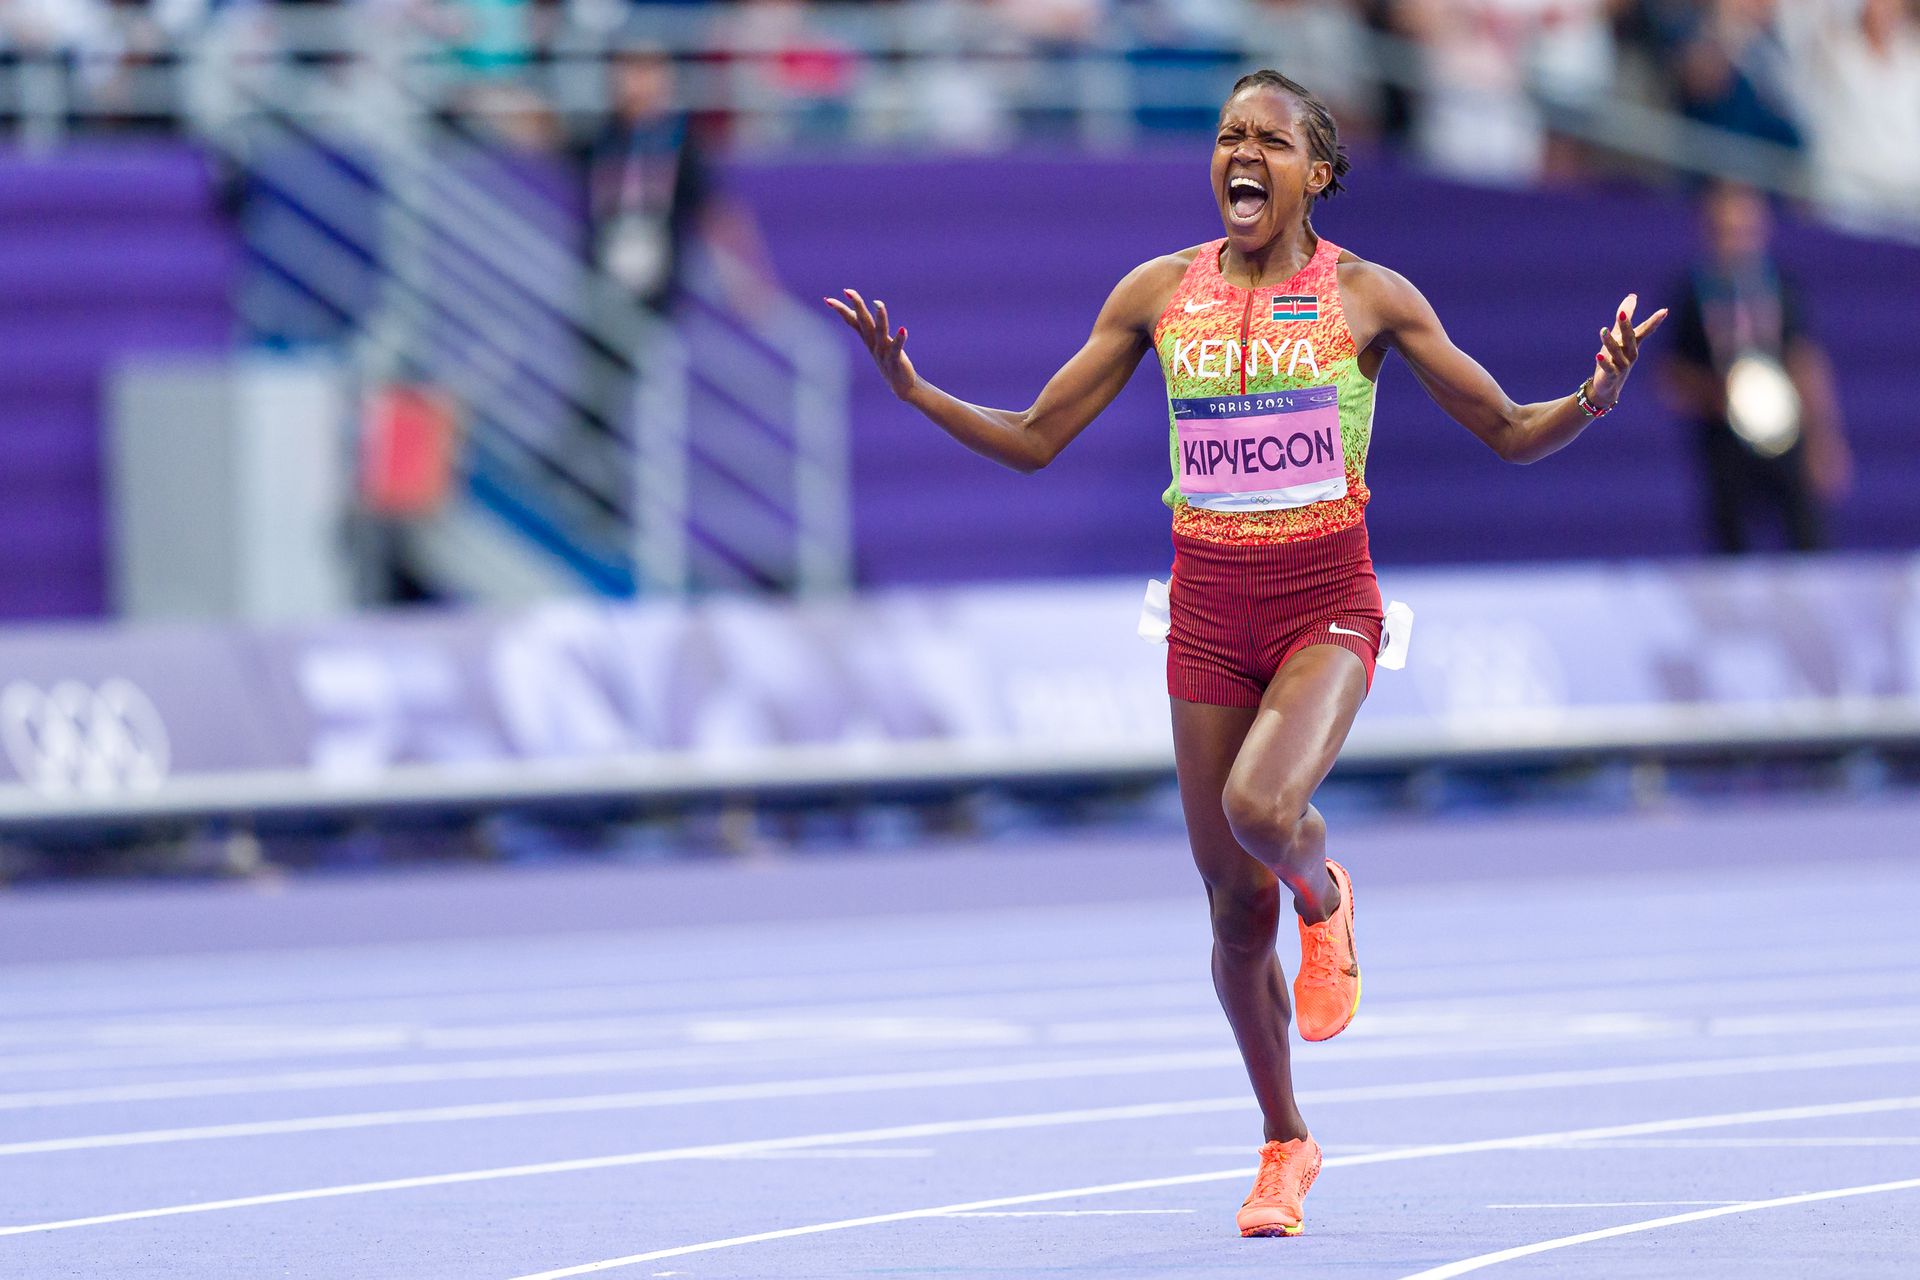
[1294,859,1360,1042]
[1237,1136,1322,1237]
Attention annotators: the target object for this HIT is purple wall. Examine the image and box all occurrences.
[0,144,237,620]
[732,151,1920,582]
[4,145,1909,618]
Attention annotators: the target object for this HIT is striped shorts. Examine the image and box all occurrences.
[1166,520,1384,708]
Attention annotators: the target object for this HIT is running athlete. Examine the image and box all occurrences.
[826,70,1666,1238]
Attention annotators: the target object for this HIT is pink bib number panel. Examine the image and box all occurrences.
[1173,387,1347,512]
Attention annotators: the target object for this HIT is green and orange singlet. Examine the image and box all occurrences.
[1152,236,1376,545]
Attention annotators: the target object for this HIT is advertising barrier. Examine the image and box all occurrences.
[3,556,1917,823]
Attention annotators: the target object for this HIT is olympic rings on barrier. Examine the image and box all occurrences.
[0,679,172,796]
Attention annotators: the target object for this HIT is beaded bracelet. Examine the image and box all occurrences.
[1576,378,1615,419]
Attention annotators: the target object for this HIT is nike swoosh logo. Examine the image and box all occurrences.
[1328,623,1370,639]
[1183,300,1222,313]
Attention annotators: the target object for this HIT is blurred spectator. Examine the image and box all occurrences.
[1394,0,1621,184]
[1243,0,1381,140]
[1671,0,1804,153]
[710,0,857,145]
[458,78,564,149]
[1781,0,1920,233]
[1358,0,1416,144]
[577,43,706,443]
[990,0,1105,137]
[873,0,1018,150]
[1528,0,1627,176]
[0,0,125,129]
[1615,0,1696,54]
[1662,183,1851,555]
[450,0,532,75]
[1123,0,1237,136]
[587,43,703,309]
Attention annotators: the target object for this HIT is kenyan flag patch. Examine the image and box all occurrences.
[1272,294,1320,322]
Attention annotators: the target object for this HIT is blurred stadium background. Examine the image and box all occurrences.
[0,0,1917,877]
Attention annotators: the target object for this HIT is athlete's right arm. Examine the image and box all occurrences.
[824,258,1178,473]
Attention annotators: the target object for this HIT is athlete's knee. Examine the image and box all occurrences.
[1207,876,1282,962]
[1220,782,1310,866]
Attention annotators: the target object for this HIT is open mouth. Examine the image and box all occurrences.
[1227,175,1268,223]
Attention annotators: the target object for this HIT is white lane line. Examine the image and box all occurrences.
[33,959,1904,1082]
[11,963,1920,1076]
[497,1096,1920,1279]
[1486,1201,1743,1209]
[9,931,1908,1038]
[1556,1136,1920,1148]
[8,1042,1919,1160]
[14,989,1918,1081]
[705,1149,934,1161]
[938,1210,1195,1217]
[0,929,1196,1023]
[0,1013,1718,1114]
[1400,1177,1920,1278]
[14,969,1920,1117]
[0,982,1206,1075]
[0,1096,1255,1239]
[0,953,1196,1042]
[493,1171,1343,1279]
[1319,1097,1920,1169]
[5,1053,1915,1247]
[1193,1143,1401,1155]
[0,1040,976,1112]
[0,1051,1239,1156]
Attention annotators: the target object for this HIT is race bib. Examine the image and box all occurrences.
[1174,387,1347,512]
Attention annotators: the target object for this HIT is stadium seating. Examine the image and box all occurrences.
[0,144,234,620]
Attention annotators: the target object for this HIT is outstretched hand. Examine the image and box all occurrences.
[1590,293,1669,407]
[825,288,919,401]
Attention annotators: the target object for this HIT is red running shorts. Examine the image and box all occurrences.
[1166,520,1385,707]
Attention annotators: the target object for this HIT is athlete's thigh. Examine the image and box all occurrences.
[1171,696,1268,891]
[1226,644,1369,815]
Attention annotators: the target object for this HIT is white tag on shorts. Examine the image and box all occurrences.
[1378,599,1414,671]
[1138,577,1171,644]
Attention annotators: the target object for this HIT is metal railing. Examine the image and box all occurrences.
[220,103,635,593]
[199,49,850,600]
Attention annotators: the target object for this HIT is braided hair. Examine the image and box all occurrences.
[1224,70,1350,206]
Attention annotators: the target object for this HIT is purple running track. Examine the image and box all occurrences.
[0,795,1916,1278]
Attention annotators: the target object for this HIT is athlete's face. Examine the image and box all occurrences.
[1212,88,1330,252]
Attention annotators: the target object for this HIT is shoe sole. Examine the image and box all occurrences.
[1300,970,1362,1043]
[1237,1147,1320,1238]
[1299,864,1360,1042]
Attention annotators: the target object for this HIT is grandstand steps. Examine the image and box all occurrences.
[0,143,235,620]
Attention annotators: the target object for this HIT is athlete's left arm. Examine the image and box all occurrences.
[1343,261,1668,465]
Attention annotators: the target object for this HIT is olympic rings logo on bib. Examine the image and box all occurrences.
[1173,386,1347,512]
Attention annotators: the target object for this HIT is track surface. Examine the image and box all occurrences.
[2,797,1917,1278]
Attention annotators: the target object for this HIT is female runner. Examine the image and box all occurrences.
[826,70,1666,1238]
